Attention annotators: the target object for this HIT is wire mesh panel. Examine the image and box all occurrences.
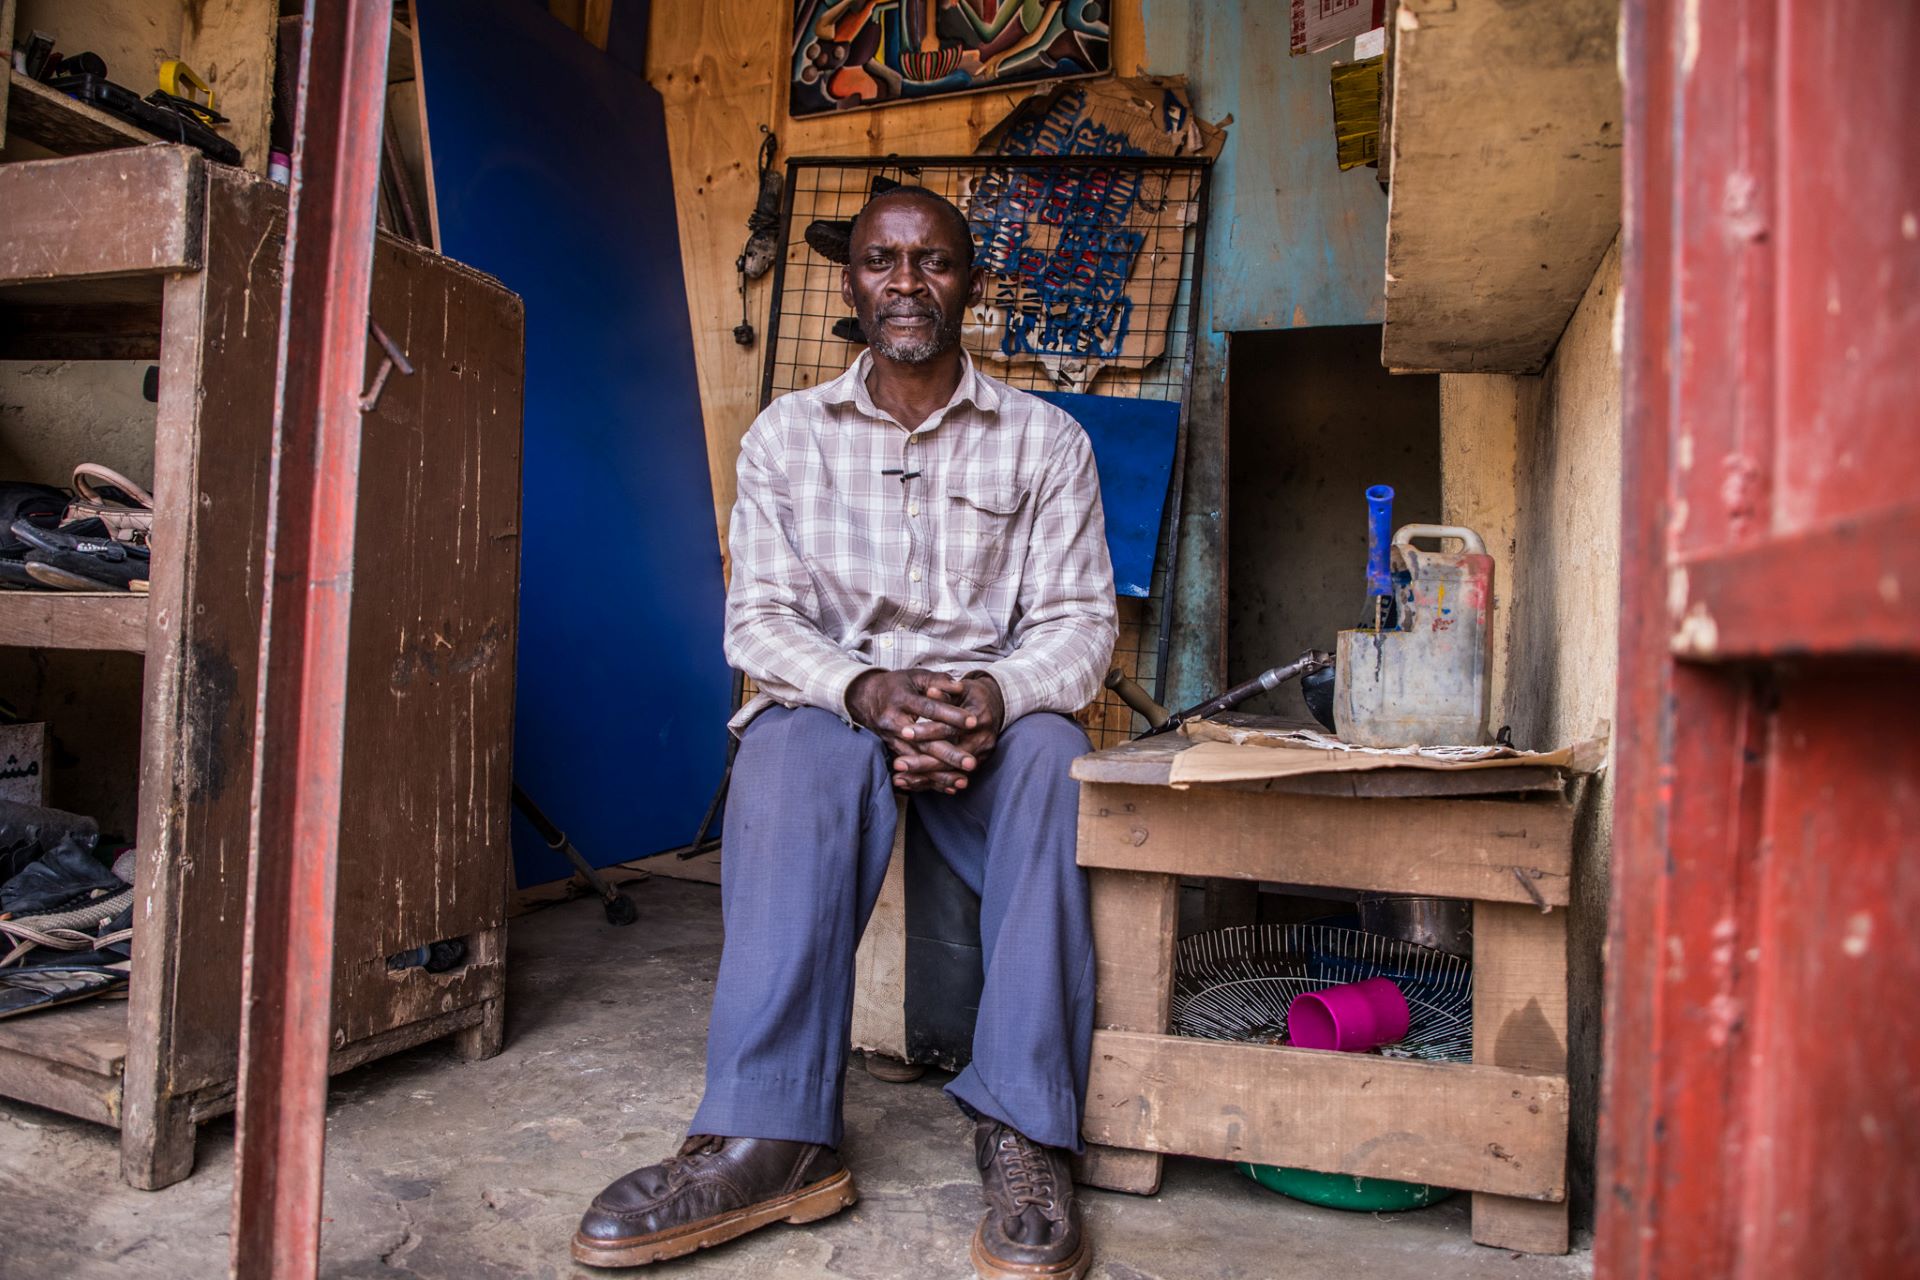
[757,155,1212,748]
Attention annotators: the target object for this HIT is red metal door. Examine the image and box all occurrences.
[1601,2,1920,1276]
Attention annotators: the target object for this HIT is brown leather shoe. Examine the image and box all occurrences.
[572,1135,857,1268]
[969,1120,1090,1280]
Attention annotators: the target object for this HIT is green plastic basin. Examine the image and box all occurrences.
[1235,1162,1456,1212]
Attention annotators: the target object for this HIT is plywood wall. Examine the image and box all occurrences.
[647,1,1151,570]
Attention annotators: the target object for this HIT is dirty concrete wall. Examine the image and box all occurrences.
[1439,234,1622,1220]
[0,361,157,488]
[1228,326,1441,721]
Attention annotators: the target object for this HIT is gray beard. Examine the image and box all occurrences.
[867,306,964,364]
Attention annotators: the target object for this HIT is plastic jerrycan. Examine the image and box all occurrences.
[1333,524,1495,748]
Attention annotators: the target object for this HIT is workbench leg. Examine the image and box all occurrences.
[122,1094,197,1190]
[1074,869,1179,1195]
[454,997,506,1061]
[851,817,910,1062]
[1470,900,1571,1254]
[454,926,508,1061]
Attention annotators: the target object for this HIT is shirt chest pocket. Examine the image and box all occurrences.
[943,483,1027,589]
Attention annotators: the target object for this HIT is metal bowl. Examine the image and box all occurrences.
[1357,895,1473,959]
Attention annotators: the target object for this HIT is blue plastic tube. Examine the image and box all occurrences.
[1365,484,1395,604]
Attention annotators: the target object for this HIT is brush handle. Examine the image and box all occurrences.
[1365,484,1395,601]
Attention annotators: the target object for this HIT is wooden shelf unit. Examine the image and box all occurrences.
[5,69,156,157]
[1380,0,1621,373]
[0,145,525,1189]
[0,593,149,652]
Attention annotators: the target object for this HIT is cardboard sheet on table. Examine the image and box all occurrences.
[1034,391,1180,597]
[1168,720,1607,786]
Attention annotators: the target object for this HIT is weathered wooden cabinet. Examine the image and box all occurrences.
[0,146,523,1188]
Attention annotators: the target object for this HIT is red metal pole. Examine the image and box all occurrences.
[231,2,394,1276]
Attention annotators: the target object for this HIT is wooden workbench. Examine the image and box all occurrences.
[1071,730,1577,1255]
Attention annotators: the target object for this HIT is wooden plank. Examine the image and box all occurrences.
[0,0,15,148]
[0,1045,122,1126]
[1075,868,1178,1195]
[402,19,440,250]
[0,996,127,1128]
[850,821,909,1059]
[1077,783,1574,905]
[1671,505,1920,660]
[581,0,612,49]
[1381,0,1621,373]
[326,213,522,1042]
[5,70,153,155]
[1084,1029,1570,1200]
[0,303,163,359]
[640,849,722,886]
[0,146,202,286]
[1471,901,1572,1252]
[0,996,129,1076]
[0,593,147,652]
[120,173,267,1189]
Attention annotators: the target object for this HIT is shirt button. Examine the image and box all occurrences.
[880,636,893,648]
[908,503,920,517]
[910,569,922,583]
[907,435,918,445]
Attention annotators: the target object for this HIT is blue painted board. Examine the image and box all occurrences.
[1034,391,1181,598]
[415,0,731,885]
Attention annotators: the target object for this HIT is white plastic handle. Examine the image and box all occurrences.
[1393,523,1486,555]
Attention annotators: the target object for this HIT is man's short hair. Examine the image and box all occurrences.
[849,186,976,270]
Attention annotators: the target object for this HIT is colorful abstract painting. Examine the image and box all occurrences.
[791,0,1112,116]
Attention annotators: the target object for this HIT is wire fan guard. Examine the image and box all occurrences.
[1170,924,1473,1062]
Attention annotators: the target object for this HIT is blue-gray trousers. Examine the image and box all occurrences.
[687,705,1095,1152]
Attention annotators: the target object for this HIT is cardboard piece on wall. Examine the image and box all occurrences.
[0,723,47,805]
[959,77,1226,392]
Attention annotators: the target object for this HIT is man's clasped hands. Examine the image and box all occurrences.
[845,668,1006,795]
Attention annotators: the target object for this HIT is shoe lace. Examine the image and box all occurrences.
[997,1132,1058,1212]
[666,1134,727,1175]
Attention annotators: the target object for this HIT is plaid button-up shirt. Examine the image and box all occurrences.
[725,350,1118,733]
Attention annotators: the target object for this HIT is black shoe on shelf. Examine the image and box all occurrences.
[0,483,70,590]
[11,516,151,592]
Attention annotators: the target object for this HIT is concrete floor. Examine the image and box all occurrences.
[0,879,1593,1280]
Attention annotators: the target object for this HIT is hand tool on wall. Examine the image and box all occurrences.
[511,783,639,926]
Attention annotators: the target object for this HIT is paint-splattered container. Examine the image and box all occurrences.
[1334,525,1495,748]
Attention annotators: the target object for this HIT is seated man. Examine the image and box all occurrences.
[573,185,1118,1279]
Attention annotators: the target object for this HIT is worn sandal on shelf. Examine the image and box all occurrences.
[0,966,129,1018]
[0,482,70,589]
[12,517,151,592]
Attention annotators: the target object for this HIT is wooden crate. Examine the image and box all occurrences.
[0,147,524,1188]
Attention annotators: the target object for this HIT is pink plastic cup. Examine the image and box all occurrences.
[1286,978,1410,1052]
